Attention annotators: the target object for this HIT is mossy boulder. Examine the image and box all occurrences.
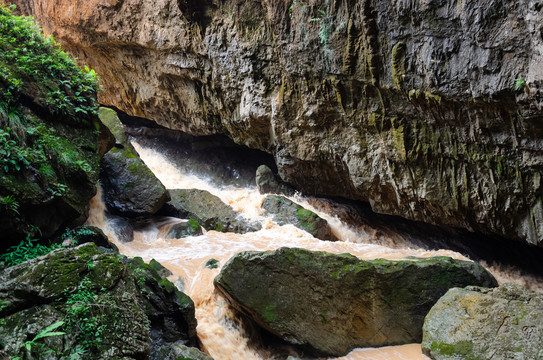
[214,248,497,356]
[262,195,337,241]
[160,189,261,234]
[166,220,203,239]
[99,107,170,217]
[422,284,543,360]
[0,243,198,359]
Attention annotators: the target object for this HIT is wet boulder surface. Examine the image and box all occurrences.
[161,188,261,234]
[99,107,170,217]
[214,247,497,356]
[0,243,198,360]
[262,195,337,241]
[422,284,543,360]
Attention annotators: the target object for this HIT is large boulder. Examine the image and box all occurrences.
[262,195,337,241]
[422,284,543,360]
[214,247,497,356]
[0,243,198,359]
[13,0,543,245]
[160,189,261,234]
[99,107,170,217]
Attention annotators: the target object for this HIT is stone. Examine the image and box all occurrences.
[13,0,543,245]
[0,243,198,359]
[256,165,294,196]
[214,247,497,356]
[422,284,543,360]
[166,220,203,239]
[99,107,170,217]
[262,195,337,241]
[155,341,214,360]
[161,189,261,234]
[107,215,134,243]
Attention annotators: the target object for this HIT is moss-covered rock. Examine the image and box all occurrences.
[262,195,337,241]
[422,284,543,360]
[0,243,198,359]
[214,247,497,356]
[160,189,261,234]
[0,6,111,247]
[99,107,170,217]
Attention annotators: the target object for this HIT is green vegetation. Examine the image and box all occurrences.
[63,278,113,351]
[512,78,526,92]
[188,218,200,232]
[0,4,99,122]
[0,194,19,214]
[391,41,406,88]
[0,235,63,267]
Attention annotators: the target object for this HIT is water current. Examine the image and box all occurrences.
[87,140,543,360]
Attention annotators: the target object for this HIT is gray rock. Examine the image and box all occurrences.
[155,341,214,360]
[162,189,261,234]
[422,284,543,360]
[99,107,170,217]
[256,165,294,196]
[262,195,337,241]
[166,220,203,239]
[214,247,497,356]
[0,243,197,359]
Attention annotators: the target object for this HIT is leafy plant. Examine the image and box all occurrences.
[0,5,100,123]
[0,236,63,267]
[0,194,19,214]
[512,78,526,92]
[188,218,200,232]
[24,321,65,352]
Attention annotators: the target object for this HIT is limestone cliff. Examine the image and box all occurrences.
[13,0,543,245]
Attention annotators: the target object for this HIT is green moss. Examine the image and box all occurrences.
[158,278,175,292]
[430,340,474,356]
[262,304,277,323]
[295,208,319,235]
[188,218,200,232]
[391,41,406,89]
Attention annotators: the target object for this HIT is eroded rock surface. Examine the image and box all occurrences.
[214,247,497,356]
[13,0,543,245]
[422,284,543,360]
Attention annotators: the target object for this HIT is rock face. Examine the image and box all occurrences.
[214,247,497,356]
[0,243,198,360]
[422,284,543,360]
[161,189,261,233]
[13,0,543,245]
[99,107,170,217]
[262,195,337,241]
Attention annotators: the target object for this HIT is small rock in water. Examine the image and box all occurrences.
[256,165,295,196]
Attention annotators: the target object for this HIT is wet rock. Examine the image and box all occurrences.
[262,195,337,241]
[214,247,497,356]
[155,341,214,360]
[166,220,203,239]
[107,214,134,243]
[256,165,294,196]
[0,243,198,359]
[14,0,543,245]
[422,284,543,360]
[161,189,261,234]
[61,225,118,251]
[99,107,170,217]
